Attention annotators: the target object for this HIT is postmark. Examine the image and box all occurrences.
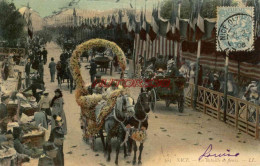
[217,7,254,52]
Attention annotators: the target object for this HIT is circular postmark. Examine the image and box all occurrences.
[217,13,254,51]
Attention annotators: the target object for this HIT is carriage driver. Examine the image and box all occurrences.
[91,74,107,94]
[105,81,118,96]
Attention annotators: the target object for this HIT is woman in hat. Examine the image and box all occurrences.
[48,115,65,166]
[38,90,51,124]
[50,89,67,135]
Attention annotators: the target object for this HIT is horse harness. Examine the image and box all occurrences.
[133,93,149,130]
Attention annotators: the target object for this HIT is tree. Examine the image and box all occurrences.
[0,1,26,47]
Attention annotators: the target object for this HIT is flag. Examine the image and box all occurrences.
[139,14,147,40]
[195,13,205,40]
[149,7,159,41]
[166,21,173,40]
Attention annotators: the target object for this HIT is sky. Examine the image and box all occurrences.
[10,0,160,17]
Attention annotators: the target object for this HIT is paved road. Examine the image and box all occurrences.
[24,42,260,166]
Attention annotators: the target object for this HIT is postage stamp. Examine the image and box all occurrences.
[217,7,254,52]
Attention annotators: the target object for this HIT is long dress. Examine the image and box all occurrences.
[51,98,67,135]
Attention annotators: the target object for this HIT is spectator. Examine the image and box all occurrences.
[49,58,56,83]
[211,73,221,91]
[38,142,57,166]
[13,127,33,157]
[48,115,65,166]
[23,77,42,102]
[50,89,67,135]
[38,61,44,83]
[243,81,259,104]
[189,62,196,84]
[38,90,51,123]
[42,47,48,65]
[89,59,97,83]
[1,57,9,80]
[198,65,203,86]
[0,95,9,134]
[8,54,15,78]
[34,108,48,129]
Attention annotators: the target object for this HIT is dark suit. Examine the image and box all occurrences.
[89,62,97,83]
[0,103,8,120]
[38,156,55,166]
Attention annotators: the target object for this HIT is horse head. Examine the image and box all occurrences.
[116,94,135,119]
[136,88,150,113]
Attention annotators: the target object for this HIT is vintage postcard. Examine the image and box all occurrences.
[0,0,259,166]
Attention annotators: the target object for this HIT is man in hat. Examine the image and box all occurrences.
[1,57,9,80]
[105,81,118,96]
[38,61,44,83]
[91,74,106,94]
[211,73,221,91]
[42,47,48,65]
[0,95,9,133]
[89,59,97,83]
[49,57,56,83]
[38,142,57,166]
[243,81,259,103]
[38,90,51,126]
[13,127,33,157]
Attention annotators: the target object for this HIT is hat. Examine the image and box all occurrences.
[251,80,257,83]
[157,68,164,72]
[214,73,219,77]
[190,62,195,66]
[43,142,58,152]
[54,89,62,93]
[43,90,49,94]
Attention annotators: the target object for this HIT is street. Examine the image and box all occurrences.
[23,42,260,166]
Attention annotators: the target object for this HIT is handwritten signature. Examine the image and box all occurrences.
[199,144,239,161]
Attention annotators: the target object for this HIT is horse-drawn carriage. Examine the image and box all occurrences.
[93,54,112,73]
[144,57,186,112]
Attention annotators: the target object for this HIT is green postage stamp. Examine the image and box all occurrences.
[217,7,254,52]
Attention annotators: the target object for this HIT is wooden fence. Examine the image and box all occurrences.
[185,84,260,139]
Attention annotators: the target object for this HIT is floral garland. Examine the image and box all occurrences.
[69,39,127,137]
[131,130,147,143]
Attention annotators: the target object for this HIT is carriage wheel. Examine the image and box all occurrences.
[178,95,184,113]
[149,89,156,111]
[165,100,170,108]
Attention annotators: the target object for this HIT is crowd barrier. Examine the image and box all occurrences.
[185,84,260,139]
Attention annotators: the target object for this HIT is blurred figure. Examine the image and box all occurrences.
[89,59,97,83]
[42,47,48,65]
[38,142,57,166]
[243,81,259,104]
[25,58,31,87]
[49,58,56,83]
[1,57,9,80]
[210,73,221,91]
[8,54,15,78]
[189,62,196,84]
[50,89,67,135]
[0,95,9,134]
[48,115,65,166]
[179,59,189,79]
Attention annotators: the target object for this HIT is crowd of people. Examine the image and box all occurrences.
[0,40,69,165]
